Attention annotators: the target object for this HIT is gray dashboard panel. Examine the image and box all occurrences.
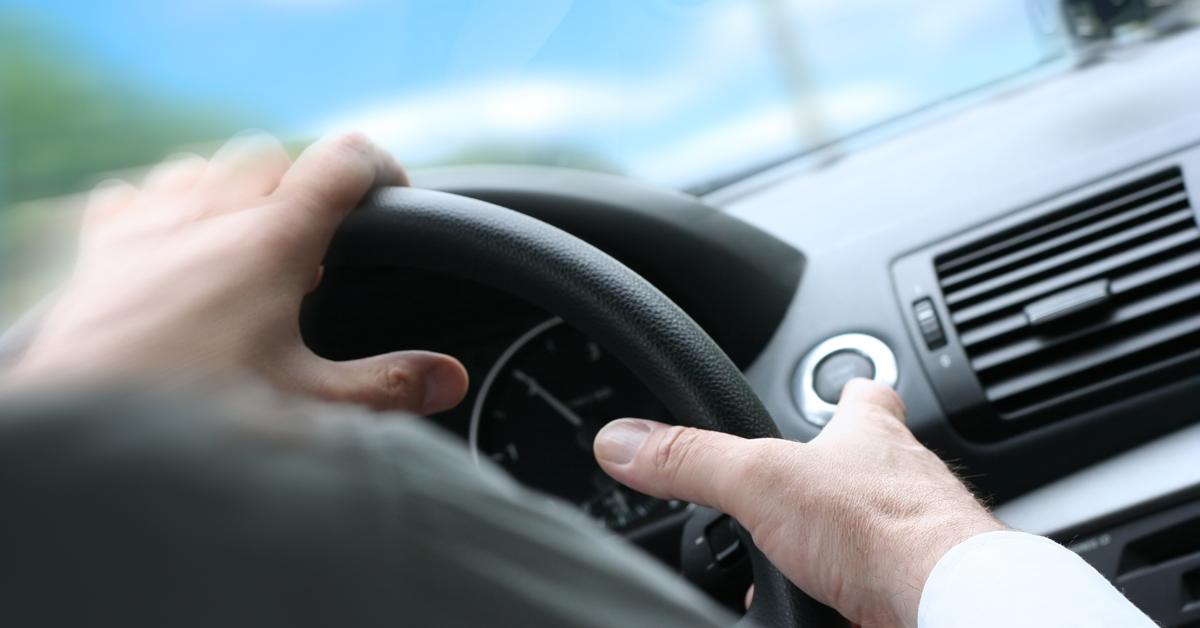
[717,29,1200,513]
[995,420,1200,536]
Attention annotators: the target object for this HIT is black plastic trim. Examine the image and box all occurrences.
[893,151,1200,442]
[1057,488,1200,628]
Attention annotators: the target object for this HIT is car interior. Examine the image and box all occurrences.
[306,11,1200,627]
[4,1,1200,626]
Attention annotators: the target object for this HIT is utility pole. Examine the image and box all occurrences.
[758,0,842,167]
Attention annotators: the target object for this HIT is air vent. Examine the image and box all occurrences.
[934,167,1199,425]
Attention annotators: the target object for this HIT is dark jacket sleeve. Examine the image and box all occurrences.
[0,387,731,628]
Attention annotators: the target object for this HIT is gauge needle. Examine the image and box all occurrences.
[513,369,584,428]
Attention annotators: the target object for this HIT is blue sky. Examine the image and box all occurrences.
[1,0,1064,187]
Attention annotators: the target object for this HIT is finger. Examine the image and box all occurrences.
[293,349,468,414]
[744,585,754,611]
[271,132,408,253]
[835,378,906,423]
[82,179,138,232]
[198,131,292,204]
[815,379,910,447]
[593,419,762,514]
[143,153,207,197]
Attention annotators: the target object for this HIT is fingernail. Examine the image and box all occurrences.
[419,359,466,415]
[594,419,655,465]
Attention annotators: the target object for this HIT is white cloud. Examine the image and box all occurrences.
[822,81,917,129]
[909,2,1035,53]
[315,2,777,167]
[311,0,1005,185]
[627,104,795,186]
[320,75,688,164]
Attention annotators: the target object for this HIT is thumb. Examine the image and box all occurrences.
[291,349,468,414]
[593,419,760,515]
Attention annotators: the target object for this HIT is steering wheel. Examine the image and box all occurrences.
[324,187,849,628]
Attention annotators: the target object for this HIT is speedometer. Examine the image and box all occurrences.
[470,317,682,532]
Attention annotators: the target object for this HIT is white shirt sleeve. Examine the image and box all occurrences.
[918,530,1156,628]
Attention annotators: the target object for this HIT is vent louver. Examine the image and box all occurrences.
[935,168,1199,424]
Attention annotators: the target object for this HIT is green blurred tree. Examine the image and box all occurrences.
[0,13,250,206]
[428,141,622,175]
[0,13,260,322]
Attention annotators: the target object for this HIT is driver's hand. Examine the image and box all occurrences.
[7,132,468,415]
[593,379,1005,628]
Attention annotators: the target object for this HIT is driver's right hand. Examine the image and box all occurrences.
[5,132,468,416]
[593,378,1006,628]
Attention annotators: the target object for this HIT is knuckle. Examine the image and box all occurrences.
[232,130,277,149]
[93,177,133,192]
[838,406,907,439]
[841,377,875,395]
[165,152,206,168]
[145,162,189,188]
[844,379,906,417]
[332,131,373,156]
[877,385,906,415]
[376,363,418,410]
[88,179,135,206]
[861,406,896,423]
[847,377,889,399]
[892,396,908,421]
[653,425,703,477]
[869,407,909,435]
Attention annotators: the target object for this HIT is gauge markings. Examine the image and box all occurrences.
[512,369,585,428]
[567,386,614,409]
[469,317,674,533]
[487,443,521,464]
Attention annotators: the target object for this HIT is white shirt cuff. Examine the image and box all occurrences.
[918,530,1156,628]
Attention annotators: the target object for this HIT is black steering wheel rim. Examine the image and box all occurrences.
[326,186,847,628]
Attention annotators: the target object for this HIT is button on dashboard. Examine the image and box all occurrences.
[812,350,875,403]
[913,297,947,350]
[793,333,898,427]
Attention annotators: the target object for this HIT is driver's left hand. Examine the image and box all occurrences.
[6,132,468,415]
[594,379,1004,628]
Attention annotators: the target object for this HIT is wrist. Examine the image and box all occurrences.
[890,512,1008,628]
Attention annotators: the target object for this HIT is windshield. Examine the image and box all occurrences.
[1,0,1066,205]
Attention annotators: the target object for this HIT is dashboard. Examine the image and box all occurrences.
[717,28,1200,507]
[301,27,1200,626]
